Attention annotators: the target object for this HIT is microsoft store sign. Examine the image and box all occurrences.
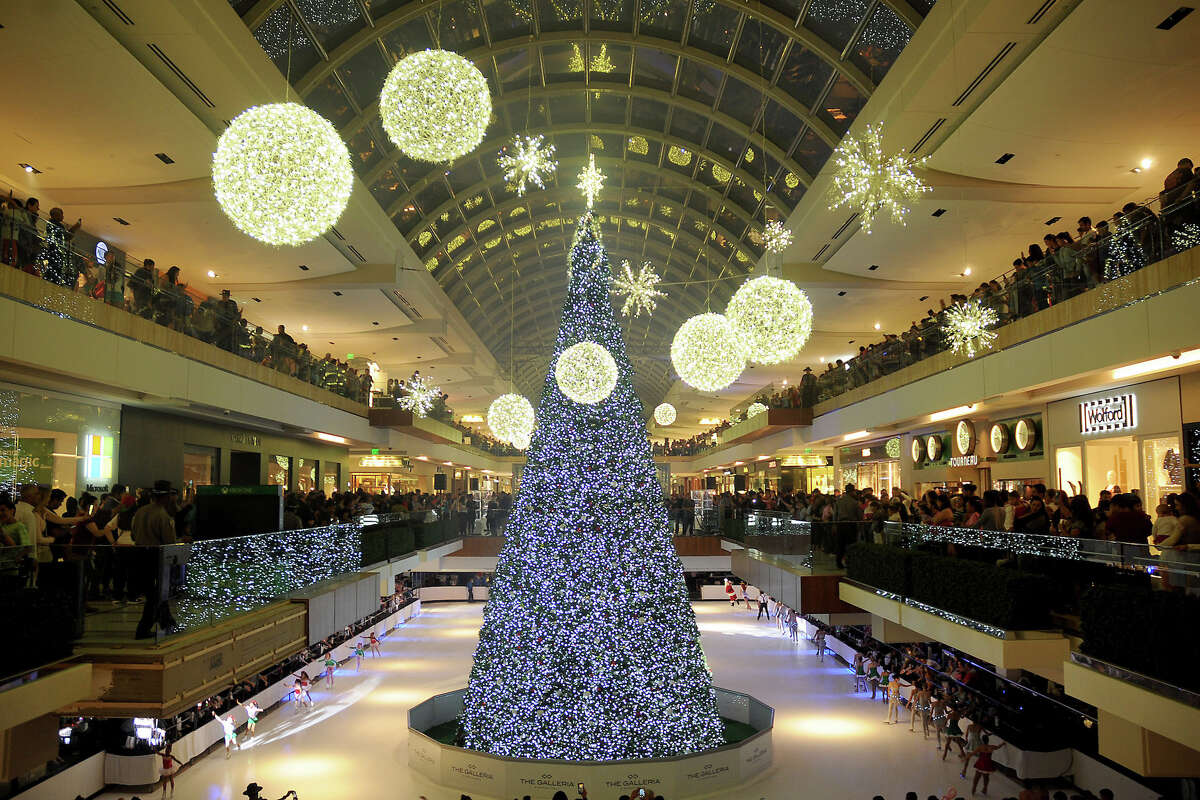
[1079,394,1137,435]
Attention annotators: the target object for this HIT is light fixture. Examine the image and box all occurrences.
[725,276,813,365]
[462,414,484,423]
[555,341,618,404]
[416,455,429,461]
[315,432,347,444]
[301,324,309,331]
[757,455,770,461]
[699,417,721,425]
[19,163,41,174]
[929,404,975,423]
[379,49,492,163]
[963,267,972,276]
[671,313,746,391]
[1140,157,1153,170]
[207,270,217,278]
[843,430,870,442]
[1112,348,1200,380]
[488,393,535,444]
[861,448,871,457]
[653,403,676,427]
[873,322,881,330]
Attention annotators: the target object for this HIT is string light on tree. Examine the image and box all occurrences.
[379,49,492,163]
[577,153,605,208]
[762,220,794,254]
[396,375,442,417]
[555,341,618,404]
[653,402,677,427]
[1172,222,1200,252]
[487,393,535,445]
[746,402,767,418]
[212,103,353,246]
[1105,218,1149,280]
[498,135,557,197]
[671,313,746,391]
[725,276,813,365]
[828,122,930,234]
[611,260,665,317]
[942,300,999,358]
[460,211,724,759]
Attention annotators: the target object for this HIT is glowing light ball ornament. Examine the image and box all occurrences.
[554,341,618,404]
[670,313,745,391]
[380,49,491,163]
[726,276,813,365]
[487,393,534,444]
[747,402,767,418]
[212,103,353,246]
[653,402,677,427]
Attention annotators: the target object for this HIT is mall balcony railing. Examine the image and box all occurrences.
[368,393,525,457]
[0,207,372,408]
[812,190,1200,408]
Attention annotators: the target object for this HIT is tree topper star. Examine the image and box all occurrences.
[577,153,605,209]
[611,260,666,318]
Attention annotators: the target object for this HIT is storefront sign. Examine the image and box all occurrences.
[782,454,826,467]
[1015,418,1039,452]
[0,438,55,485]
[1079,394,1137,435]
[885,438,902,459]
[955,420,976,456]
[231,432,261,447]
[911,437,924,464]
[949,454,979,467]
[926,434,942,462]
[989,423,1010,454]
[357,454,413,470]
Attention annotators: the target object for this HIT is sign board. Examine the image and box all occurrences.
[949,454,979,467]
[0,438,55,486]
[1079,394,1137,435]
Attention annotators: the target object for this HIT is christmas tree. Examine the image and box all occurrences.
[458,213,725,760]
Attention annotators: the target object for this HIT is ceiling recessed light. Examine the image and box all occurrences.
[19,163,41,174]
[252,297,262,303]
[113,217,130,226]
[1130,166,1143,174]
[931,208,947,217]
[868,264,879,271]
[301,324,309,331]
[837,290,847,296]
[919,295,929,302]
[873,322,881,330]
[332,291,342,296]
[207,270,217,278]
[298,264,310,271]
[372,321,380,326]
[154,153,175,164]
[1157,7,1194,29]
[963,267,972,276]
[995,153,1015,164]
[1044,216,1062,226]
[1140,157,1154,170]
[392,337,398,341]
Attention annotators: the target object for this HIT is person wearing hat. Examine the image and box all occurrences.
[216,289,241,353]
[799,365,817,409]
[243,783,297,800]
[131,480,178,639]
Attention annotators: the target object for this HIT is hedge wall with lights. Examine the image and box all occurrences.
[1081,585,1200,692]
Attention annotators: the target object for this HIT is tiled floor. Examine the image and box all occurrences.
[97,602,1023,800]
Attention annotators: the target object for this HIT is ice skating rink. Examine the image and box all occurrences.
[99,602,1021,800]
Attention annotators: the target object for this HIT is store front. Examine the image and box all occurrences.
[905,413,1047,497]
[0,383,120,496]
[350,453,420,494]
[837,438,901,495]
[779,453,834,494]
[1047,377,1182,508]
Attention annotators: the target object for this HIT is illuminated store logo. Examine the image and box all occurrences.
[1015,418,1039,452]
[989,423,1009,454]
[925,434,942,462]
[95,241,108,265]
[954,420,976,456]
[910,437,924,465]
[949,454,978,467]
[885,438,902,459]
[1079,394,1137,435]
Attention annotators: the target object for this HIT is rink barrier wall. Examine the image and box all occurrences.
[407,687,773,799]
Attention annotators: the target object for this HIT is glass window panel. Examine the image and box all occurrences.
[346,123,384,173]
[590,93,627,125]
[537,0,584,31]
[849,4,913,83]
[759,0,806,17]
[485,0,535,40]
[555,132,587,157]
[380,18,435,60]
[803,0,870,52]
[551,94,586,124]
[626,136,661,164]
[761,100,801,150]
[706,123,743,163]
[497,48,535,92]
[268,455,291,489]
[1142,436,1183,514]
[792,126,833,177]
[639,0,684,39]
[588,43,632,82]
[183,444,219,487]
[776,46,834,109]
[630,96,669,132]
[338,45,390,108]
[393,202,422,235]
[774,165,806,207]
[434,1,484,50]
[689,3,741,59]
[726,176,758,214]
[295,0,363,52]
[370,168,406,207]
[732,21,788,75]
[254,4,321,77]
[668,107,707,143]
[416,181,453,216]
[305,77,357,130]
[676,59,724,106]
[818,75,866,134]
[591,0,632,30]
[716,76,762,121]
[364,0,409,17]
[323,462,340,494]
[632,48,677,92]
[543,42,581,82]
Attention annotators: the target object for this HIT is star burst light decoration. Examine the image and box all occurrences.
[942,300,999,358]
[397,375,442,417]
[498,135,557,196]
[725,276,813,365]
[653,402,676,427]
[671,313,746,392]
[762,220,794,254]
[828,122,930,234]
[555,341,618,404]
[212,103,353,246]
[577,153,605,209]
[379,49,492,163]
[611,260,666,317]
[487,394,535,444]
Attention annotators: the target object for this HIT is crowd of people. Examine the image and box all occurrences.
[0,196,374,402]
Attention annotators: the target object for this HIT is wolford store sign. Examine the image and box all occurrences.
[1079,394,1137,435]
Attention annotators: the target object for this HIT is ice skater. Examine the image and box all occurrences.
[324,651,338,688]
[369,631,382,657]
[884,673,902,724]
[354,640,366,671]
[242,700,261,737]
[813,627,826,661]
[756,592,769,620]
[213,711,240,758]
[158,744,176,797]
[724,578,736,606]
[292,671,314,706]
[965,735,1005,795]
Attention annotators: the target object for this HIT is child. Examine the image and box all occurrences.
[354,640,366,671]
[243,700,261,737]
[813,628,826,662]
[213,712,239,758]
[159,744,176,797]
[324,652,337,688]
[369,631,382,657]
[1152,503,1180,548]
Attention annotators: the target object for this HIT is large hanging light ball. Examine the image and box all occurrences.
[555,341,618,405]
[510,431,531,451]
[670,313,746,392]
[653,402,677,427]
[487,394,534,444]
[725,276,814,365]
[212,103,353,246]
[379,49,492,163]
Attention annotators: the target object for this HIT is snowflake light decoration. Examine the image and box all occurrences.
[577,153,605,209]
[379,49,492,163]
[611,260,666,317]
[653,402,676,427]
[498,135,557,197]
[487,393,535,444]
[725,276,813,365]
[212,103,353,246]
[397,375,442,417]
[942,300,999,358]
[762,220,794,254]
[746,402,767,418]
[828,122,930,234]
[671,313,746,392]
[555,341,618,405]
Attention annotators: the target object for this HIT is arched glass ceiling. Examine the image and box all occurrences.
[228,0,930,401]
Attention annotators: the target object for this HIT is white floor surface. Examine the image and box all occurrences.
[98,602,1024,800]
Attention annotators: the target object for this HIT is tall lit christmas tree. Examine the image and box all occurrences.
[458,212,725,760]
